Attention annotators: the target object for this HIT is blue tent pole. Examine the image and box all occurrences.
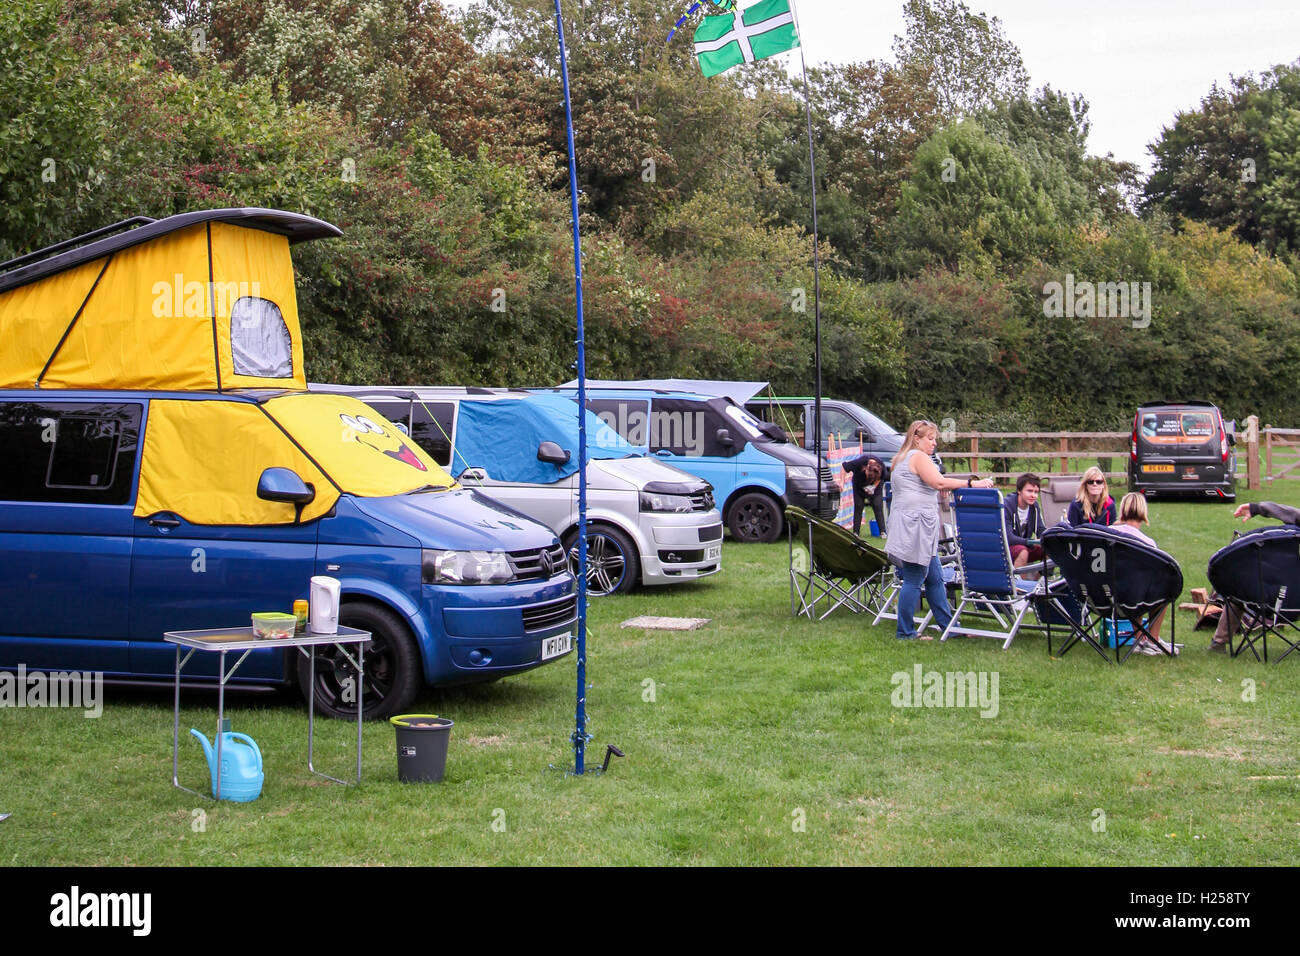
[553,0,588,775]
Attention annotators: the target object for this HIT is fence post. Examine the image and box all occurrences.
[1266,426,1273,485]
[1058,436,1068,475]
[970,436,979,475]
[1244,415,1260,491]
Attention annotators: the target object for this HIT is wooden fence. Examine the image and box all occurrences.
[942,432,1128,482]
[939,418,1292,489]
[1265,427,1300,485]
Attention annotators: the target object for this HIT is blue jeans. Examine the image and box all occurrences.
[896,556,954,639]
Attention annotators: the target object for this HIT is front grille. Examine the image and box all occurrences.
[688,490,716,512]
[508,544,568,582]
[818,465,834,485]
[698,524,723,542]
[522,594,578,632]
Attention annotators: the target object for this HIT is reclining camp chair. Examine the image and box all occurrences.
[940,487,1044,649]
[1206,526,1300,662]
[787,506,892,620]
[1039,525,1184,663]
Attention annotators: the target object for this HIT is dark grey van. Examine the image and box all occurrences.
[744,397,904,459]
[1128,401,1235,500]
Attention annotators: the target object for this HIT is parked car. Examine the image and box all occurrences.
[745,395,905,460]
[0,208,576,718]
[546,381,838,543]
[312,386,724,594]
[1128,400,1236,500]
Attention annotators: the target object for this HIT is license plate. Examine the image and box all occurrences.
[541,632,572,661]
[706,545,721,560]
[1143,464,1174,473]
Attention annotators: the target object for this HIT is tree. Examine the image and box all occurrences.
[891,0,1029,120]
[1145,60,1300,255]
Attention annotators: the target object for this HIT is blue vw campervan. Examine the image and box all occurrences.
[0,209,576,718]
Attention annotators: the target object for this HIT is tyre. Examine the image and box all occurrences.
[297,602,421,720]
[727,491,782,543]
[564,524,639,595]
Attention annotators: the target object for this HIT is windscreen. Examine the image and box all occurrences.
[264,393,454,496]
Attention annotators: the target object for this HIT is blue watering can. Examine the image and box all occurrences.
[190,725,264,802]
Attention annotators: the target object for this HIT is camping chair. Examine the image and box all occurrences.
[940,487,1045,649]
[787,506,892,621]
[1041,477,1079,527]
[1206,526,1300,662]
[1039,525,1184,663]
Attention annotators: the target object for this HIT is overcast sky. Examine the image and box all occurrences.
[450,1,1299,172]
[790,0,1300,170]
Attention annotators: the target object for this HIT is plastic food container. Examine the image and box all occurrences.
[251,611,297,640]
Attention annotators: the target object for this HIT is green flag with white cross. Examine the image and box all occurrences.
[692,0,801,78]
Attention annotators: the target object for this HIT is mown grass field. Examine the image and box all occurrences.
[3,484,1300,866]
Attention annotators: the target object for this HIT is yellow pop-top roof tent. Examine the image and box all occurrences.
[0,208,341,391]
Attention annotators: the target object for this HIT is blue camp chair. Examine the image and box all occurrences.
[787,506,893,620]
[1040,525,1184,664]
[940,487,1043,649]
[1206,526,1300,663]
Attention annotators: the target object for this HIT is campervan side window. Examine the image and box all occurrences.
[0,402,141,504]
[230,296,293,378]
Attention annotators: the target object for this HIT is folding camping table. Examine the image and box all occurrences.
[165,626,371,799]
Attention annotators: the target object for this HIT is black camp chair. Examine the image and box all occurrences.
[1206,526,1300,662]
[787,506,892,620]
[1040,525,1183,663]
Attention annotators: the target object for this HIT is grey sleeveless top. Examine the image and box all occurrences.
[885,449,941,565]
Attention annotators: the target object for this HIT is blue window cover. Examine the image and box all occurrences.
[455,394,638,484]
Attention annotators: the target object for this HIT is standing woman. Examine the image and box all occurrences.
[1067,466,1117,526]
[886,420,994,639]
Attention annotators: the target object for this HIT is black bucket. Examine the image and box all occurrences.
[389,715,454,782]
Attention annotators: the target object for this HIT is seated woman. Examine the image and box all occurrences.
[1108,492,1170,655]
[1067,466,1117,527]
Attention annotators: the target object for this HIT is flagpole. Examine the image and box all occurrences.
[554,0,589,775]
[789,0,823,506]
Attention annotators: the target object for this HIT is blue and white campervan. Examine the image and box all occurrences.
[546,381,838,542]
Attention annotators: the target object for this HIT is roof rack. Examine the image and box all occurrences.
[0,216,155,274]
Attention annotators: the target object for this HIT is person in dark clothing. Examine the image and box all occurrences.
[1210,500,1300,652]
[1003,473,1046,571]
[842,453,887,537]
[1066,466,1117,526]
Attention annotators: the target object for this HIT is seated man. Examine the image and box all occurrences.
[1210,500,1300,652]
[842,453,887,537]
[1003,472,1045,574]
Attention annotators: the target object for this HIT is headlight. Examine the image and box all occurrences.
[640,492,697,513]
[422,549,514,585]
[786,466,817,481]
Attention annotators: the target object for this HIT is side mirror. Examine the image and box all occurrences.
[715,428,734,448]
[257,467,315,522]
[537,441,571,465]
[854,426,875,443]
